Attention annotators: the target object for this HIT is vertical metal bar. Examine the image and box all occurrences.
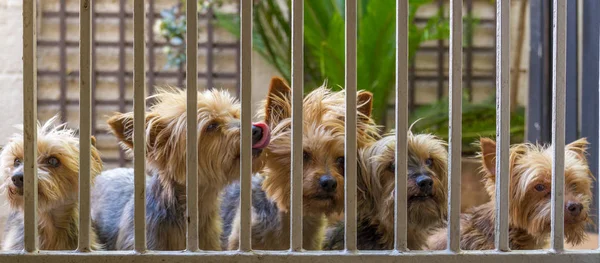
[495,0,510,252]
[118,0,126,167]
[148,0,156,96]
[78,0,92,252]
[394,0,408,252]
[344,0,358,252]
[133,0,147,253]
[551,0,566,252]
[59,0,67,123]
[290,0,304,252]
[186,0,199,252]
[206,7,214,90]
[447,0,462,253]
[238,0,253,252]
[23,0,39,253]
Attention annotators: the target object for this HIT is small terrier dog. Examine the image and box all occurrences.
[1,117,103,250]
[427,138,593,250]
[92,88,270,250]
[221,77,379,250]
[323,131,448,250]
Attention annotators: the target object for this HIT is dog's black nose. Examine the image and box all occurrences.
[319,175,337,193]
[251,125,263,144]
[11,172,24,189]
[415,174,433,194]
[566,201,583,217]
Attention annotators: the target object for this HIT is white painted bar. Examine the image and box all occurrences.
[239,0,253,252]
[78,0,93,252]
[447,0,463,253]
[186,0,199,252]
[23,0,39,253]
[290,0,304,252]
[0,250,599,263]
[394,0,408,252]
[494,0,510,252]
[550,0,566,252]
[132,0,147,253]
[344,0,358,252]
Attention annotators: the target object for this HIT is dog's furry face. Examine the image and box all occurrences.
[108,88,269,187]
[358,132,448,235]
[260,78,379,216]
[0,116,102,212]
[479,138,593,246]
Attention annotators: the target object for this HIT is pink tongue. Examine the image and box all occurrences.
[252,122,270,149]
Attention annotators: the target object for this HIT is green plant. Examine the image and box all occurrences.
[216,0,460,122]
[409,94,526,155]
[154,0,465,122]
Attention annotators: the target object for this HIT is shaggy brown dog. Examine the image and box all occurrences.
[221,77,379,250]
[323,131,448,250]
[92,88,270,250]
[1,117,103,250]
[427,138,593,250]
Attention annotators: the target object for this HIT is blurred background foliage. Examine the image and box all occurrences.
[154,0,525,154]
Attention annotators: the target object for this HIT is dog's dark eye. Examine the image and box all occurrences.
[303,151,311,162]
[336,156,345,168]
[206,122,219,132]
[388,163,395,172]
[534,184,546,192]
[47,157,60,167]
[13,158,21,167]
[425,158,433,166]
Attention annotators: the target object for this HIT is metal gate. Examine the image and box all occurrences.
[8,0,600,262]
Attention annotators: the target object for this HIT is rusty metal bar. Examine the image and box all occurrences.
[550,0,566,252]
[78,0,93,252]
[133,0,147,253]
[239,0,253,252]
[394,0,409,252]
[345,0,358,252]
[447,0,463,253]
[495,0,510,252]
[23,0,39,253]
[290,0,304,251]
[186,0,199,252]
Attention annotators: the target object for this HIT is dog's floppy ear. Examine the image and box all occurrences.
[90,136,97,147]
[107,112,165,150]
[566,137,589,161]
[264,77,292,126]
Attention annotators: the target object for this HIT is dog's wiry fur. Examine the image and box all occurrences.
[323,131,448,250]
[221,77,379,250]
[427,138,593,250]
[1,116,103,250]
[92,88,268,250]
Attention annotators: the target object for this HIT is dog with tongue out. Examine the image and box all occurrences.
[91,87,271,251]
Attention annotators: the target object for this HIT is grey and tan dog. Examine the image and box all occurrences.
[1,117,103,250]
[91,88,270,250]
[323,131,448,250]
